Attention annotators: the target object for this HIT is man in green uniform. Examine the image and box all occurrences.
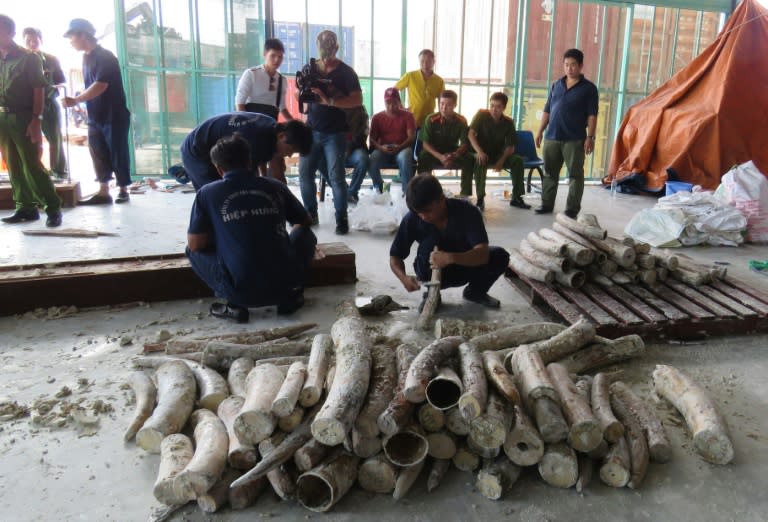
[23,27,68,179]
[0,14,62,227]
[467,92,528,211]
[417,90,473,195]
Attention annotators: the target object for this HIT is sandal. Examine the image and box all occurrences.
[209,302,249,323]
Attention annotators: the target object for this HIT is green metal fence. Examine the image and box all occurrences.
[114,0,732,179]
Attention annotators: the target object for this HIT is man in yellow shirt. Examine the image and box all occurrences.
[395,49,445,129]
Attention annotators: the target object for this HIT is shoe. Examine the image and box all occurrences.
[462,288,501,308]
[348,193,359,205]
[79,193,113,205]
[534,206,553,215]
[418,291,441,313]
[564,209,578,219]
[277,293,305,315]
[2,209,40,224]
[46,211,63,228]
[309,212,319,227]
[509,198,531,209]
[335,217,349,235]
[209,302,249,323]
[115,190,130,204]
[476,197,485,211]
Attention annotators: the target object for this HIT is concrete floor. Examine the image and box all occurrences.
[1,170,767,521]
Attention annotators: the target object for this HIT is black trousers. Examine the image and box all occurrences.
[413,246,510,296]
[187,226,317,307]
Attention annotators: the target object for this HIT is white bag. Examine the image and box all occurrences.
[717,161,768,243]
[349,190,399,235]
[624,208,686,248]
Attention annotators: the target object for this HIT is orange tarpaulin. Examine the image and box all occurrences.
[606,0,768,192]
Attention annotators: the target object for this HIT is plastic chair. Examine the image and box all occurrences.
[514,130,544,193]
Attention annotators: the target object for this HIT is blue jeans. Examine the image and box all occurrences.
[299,131,348,220]
[319,146,372,198]
[345,147,375,197]
[186,226,317,307]
[370,148,413,192]
[88,118,132,187]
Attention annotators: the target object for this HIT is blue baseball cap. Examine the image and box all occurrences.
[63,19,96,38]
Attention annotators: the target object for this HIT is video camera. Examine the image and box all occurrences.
[295,58,328,114]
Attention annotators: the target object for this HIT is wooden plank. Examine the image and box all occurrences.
[559,287,618,326]
[664,280,737,318]
[695,284,758,317]
[719,277,768,309]
[0,181,81,209]
[710,280,768,314]
[624,284,688,321]
[0,244,355,316]
[521,274,585,325]
[582,283,645,325]
[646,283,715,320]
[603,285,667,323]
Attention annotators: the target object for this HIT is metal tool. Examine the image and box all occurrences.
[58,85,71,184]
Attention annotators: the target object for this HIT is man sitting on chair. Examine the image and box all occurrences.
[467,92,529,210]
[416,90,473,192]
[389,174,509,311]
[186,135,317,323]
[369,87,416,194]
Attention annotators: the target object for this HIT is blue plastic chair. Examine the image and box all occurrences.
[515,130,544,193]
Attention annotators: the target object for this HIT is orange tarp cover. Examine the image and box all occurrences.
[606,0,768,191]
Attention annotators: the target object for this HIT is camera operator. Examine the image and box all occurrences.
[298,30,363,235]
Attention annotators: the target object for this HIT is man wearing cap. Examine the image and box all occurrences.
[467,92,528,211]
[181,113,313,190]
[369,87,416,193]
[417,90,473,187]
[0,14,62,227]
[22,27,68,179]
[62,18,132,205]
[395,49,444,130]
[298,30,363,235]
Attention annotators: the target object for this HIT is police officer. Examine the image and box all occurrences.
[0,14,62,227]
[62,18,132,205]
[23,27,68,179]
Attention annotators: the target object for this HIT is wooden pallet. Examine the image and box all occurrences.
[505,267,768,340]
[0,243,355,316]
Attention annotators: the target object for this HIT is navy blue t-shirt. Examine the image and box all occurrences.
[184,112,278,168]
[188,170,309,295]
[307,61,361,134]
[82,45,130,124]
[543,75,599,141]
[390,199,489,264]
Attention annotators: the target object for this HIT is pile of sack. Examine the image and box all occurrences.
[625,161,768,247]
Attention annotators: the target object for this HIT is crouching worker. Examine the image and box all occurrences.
[389,174,509,311]
[186,134,317,322]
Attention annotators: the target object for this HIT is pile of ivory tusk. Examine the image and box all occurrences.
[510,212,727,288]
[125,305,733,515]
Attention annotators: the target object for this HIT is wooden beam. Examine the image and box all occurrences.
[0,243,355,316]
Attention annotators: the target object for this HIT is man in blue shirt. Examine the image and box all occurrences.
[389,174,509,311]
[298,30,363,235]
[62,19,132,205]
[535,48,598,219]
[181,113,312,190]
[186,135,317,322]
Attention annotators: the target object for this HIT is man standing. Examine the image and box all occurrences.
[298,30,363,234]
[467,92,528,211]
[0,14,62,227]
[395,49,444,129]
[369,87,416,194]
[181,113,312,189]
[535,48,598,218]
[417,90,473,188]
[62,18,132,205]
[187,135,316,322]
[235,38,293,122]
[320,104,370,205]
[389,174,509,311]
[23,27,68,179]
